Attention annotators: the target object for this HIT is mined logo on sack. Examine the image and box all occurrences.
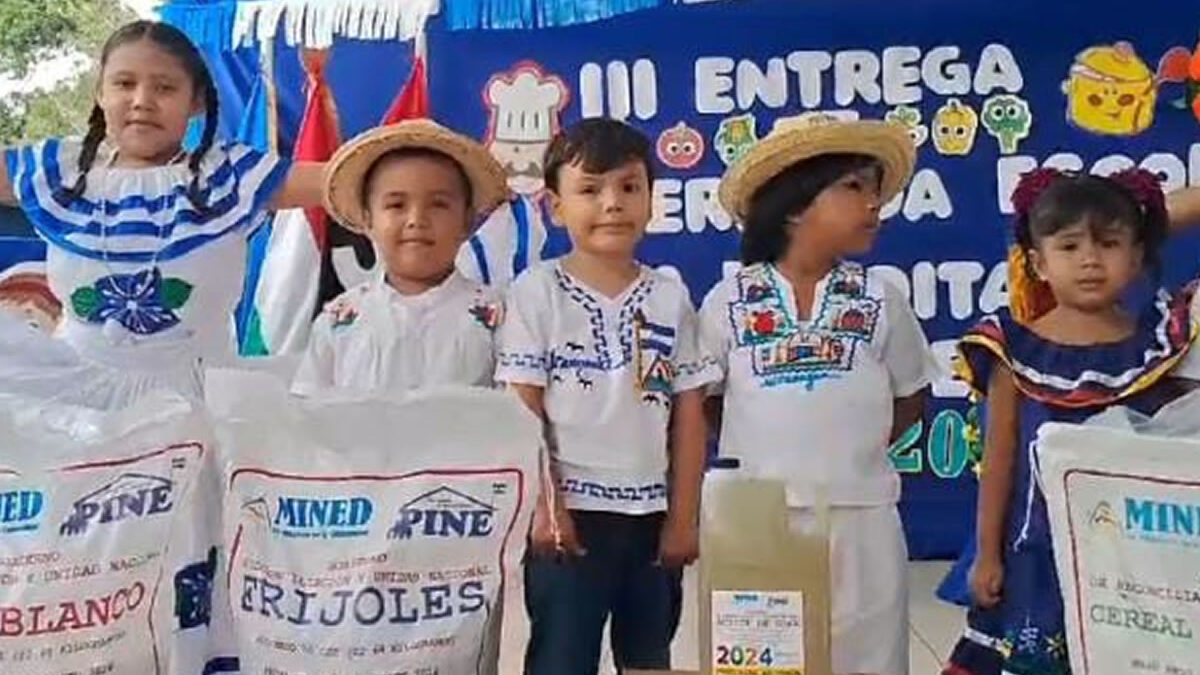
[388,486,496,540]
[0,490,44,535]
[1122,497,1200,546]
[59,473,173,536]
[269,495,374,539]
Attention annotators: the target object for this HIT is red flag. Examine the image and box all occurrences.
[381,56,429,124]
[296,48,341,251]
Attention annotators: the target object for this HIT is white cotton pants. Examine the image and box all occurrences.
[788,504,909,675]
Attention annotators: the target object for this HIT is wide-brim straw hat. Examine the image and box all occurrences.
[324,119,510,233]
[718,113,917,224]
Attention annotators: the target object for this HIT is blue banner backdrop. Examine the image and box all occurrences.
[424,0,1200,558]
[1,0,1197,559]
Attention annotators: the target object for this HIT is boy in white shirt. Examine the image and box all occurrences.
[700,114,932,675]
[293,121,508,396]
[497,118,719,675]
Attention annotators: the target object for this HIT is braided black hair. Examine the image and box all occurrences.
[185,78,220,213]
[57,105,109,206]
[56,20,220,216]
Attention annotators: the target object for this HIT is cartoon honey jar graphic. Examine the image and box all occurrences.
[1064,42,1157,136]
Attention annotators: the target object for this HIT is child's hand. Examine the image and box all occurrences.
[529,496,586,558]
[658,513,699,568]
[969,555,1004,608]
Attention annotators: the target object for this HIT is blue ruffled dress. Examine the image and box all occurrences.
[941,291,1195,675]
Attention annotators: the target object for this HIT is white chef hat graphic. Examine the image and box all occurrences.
[486,63,568,144]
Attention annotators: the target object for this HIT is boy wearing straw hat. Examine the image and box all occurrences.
[496,118,719,675]
[698,113,935,675]
[292,120,508,396]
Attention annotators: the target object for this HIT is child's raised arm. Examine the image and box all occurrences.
[1168,186,1200,231]
[270,161,326,211]
[971,362,1020,609]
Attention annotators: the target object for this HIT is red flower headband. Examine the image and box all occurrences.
[1011,166,1167,228]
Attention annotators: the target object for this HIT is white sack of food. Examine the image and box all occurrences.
[1038,402,1200,675]
[206,370,542,675]
[0,391,223,675]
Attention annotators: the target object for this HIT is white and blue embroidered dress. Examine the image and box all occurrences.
[0,138,288,408]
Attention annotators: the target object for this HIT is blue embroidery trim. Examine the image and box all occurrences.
[550,266,658,375]
[498,351,549,372]
[560,479,667,503]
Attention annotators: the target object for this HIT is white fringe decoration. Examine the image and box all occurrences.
[232,0,440,49]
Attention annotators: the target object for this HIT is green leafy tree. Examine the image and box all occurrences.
[0,0,136,143]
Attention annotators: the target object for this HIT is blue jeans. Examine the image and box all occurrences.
[523,511,683,675]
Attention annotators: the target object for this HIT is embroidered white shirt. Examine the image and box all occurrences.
[700,261,936,507]
[292,271,501,396]
[496,260,720,514]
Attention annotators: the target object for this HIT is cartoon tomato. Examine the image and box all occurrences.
[656,122,705,170]
[751,310,776,335]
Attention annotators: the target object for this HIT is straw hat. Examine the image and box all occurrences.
[718,113,917,223]
[324,119,510,233]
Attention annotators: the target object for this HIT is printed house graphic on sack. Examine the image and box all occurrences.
[60,473,174,536]
[389,486,497,541]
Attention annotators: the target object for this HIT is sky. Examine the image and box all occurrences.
[0,0,158,96]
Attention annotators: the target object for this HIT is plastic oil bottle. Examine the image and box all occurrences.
[698,457,833,675]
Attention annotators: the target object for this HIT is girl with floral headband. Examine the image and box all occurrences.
[942,169,1199,675]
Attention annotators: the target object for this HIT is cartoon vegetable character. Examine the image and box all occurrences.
[885,105,928,148]
[981,94,1033,154]
[714,114,759,167]
[656,122,706,170]
[1063,42,1157,136]
[1158,36,1200,125]
[750,310,777,336]
[931,98,979,156]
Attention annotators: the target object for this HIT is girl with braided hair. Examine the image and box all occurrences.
[0,20,325,408]
[942,169,1199,675]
